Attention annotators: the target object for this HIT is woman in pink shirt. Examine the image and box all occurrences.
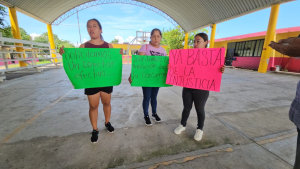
[128,28,166,126]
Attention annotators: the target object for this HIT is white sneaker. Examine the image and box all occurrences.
[174,125,186,135]
[194,129,203,141]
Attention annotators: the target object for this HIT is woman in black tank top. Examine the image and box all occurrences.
[59,18,122,143]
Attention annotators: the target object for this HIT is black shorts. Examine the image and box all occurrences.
[84,87,113,95]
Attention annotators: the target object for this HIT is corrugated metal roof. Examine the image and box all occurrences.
[0,0,294,32]
[137,0,294,32]
[0,0,91,24]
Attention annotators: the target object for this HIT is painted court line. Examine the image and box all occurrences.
[125,104,142,126]
[257,132,297,145]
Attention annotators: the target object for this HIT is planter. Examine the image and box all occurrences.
[275,65,281,71]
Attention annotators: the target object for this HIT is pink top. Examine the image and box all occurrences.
[138,44,167,56]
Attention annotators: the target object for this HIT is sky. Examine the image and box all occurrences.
[2,0,300,47]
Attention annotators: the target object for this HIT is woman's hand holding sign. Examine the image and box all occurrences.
[221,65,225,73]
[128,74,132,84]
[59,45,65,55]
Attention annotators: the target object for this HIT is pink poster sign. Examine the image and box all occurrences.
[166,48,225,92]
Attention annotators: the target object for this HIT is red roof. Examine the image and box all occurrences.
[215,26,300,42]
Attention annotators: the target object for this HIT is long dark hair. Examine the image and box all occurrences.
[195,33,208,48]
[87,18,102,29]
[87,18,103,40]
[149,28,162,44]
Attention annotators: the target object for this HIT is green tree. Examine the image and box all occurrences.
[33,32,58,44]
[33,32,75,51]
[0,26,31,45]
[111,38,119,43]
[0,5,7,28]
[0,26,31,40]
[56,39,75,49]
[0,27,75,51]
[161,26,208,54]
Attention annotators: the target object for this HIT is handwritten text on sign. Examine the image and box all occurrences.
[166,48,225,92]
[131,55,171,87]
[62,48,122,89]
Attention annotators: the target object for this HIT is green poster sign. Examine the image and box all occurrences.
[131,55,172,87]
[62,48,122,89]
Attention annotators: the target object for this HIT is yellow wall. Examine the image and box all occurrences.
[214,31,300,58]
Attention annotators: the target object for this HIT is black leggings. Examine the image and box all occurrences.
[181,87,209,130]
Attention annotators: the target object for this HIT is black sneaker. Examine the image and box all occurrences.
[144,116,152,126]
[105,122,114,133]
[91,130,99,143]
[152,114,161,122]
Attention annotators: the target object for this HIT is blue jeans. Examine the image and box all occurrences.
[295,128,300,169]
[142,87,159,117]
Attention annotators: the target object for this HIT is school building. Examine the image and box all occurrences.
[214,26,300,72]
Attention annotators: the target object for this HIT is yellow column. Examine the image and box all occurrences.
[129,48,132,56]
[258,4,280,73]
[9,7,26,67]
[184,32,189,49]
[47,24,57,63]
[210,24,216,48]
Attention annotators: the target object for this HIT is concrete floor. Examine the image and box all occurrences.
[0,64,298,169]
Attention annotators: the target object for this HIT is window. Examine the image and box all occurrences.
[243,41,250,56]
[253,39,264,56]
[226,42,236,57]
[229,39,264,57]
[225,42,236,66]
[234,42,245,56]
[242,41,256,56]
